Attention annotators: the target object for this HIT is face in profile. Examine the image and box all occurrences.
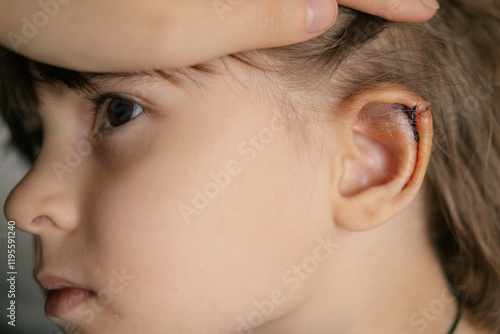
[5,58,339,333]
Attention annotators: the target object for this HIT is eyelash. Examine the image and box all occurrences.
[88,93,147,136]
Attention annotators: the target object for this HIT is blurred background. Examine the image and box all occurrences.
[0,121,61,333]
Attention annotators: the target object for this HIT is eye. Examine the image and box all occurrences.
[91,94,145,132]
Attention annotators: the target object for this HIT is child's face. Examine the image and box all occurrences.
[5,59,337,333]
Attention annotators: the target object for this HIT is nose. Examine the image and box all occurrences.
[4,138,82,236]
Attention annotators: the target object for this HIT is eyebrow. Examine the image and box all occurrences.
[85,64,217,89]
[33,62,218,100]
[86,69,183,87]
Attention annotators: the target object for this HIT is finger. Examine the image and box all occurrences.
[150,0,339,70]
[338,0,438,22]
[0,0,339,72]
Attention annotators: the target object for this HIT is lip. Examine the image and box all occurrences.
[35,273,95,318]
[45,288,94,317]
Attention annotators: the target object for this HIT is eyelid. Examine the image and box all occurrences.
[87,92,150,135]
[89,89,155,109]
[90,92,140,110]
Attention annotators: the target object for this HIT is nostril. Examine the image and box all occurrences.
[30,215,55,229]
[12,215,55,235]
[33,216,45,224]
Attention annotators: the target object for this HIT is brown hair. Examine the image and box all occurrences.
[1,0,499,330]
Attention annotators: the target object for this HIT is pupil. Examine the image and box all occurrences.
[115,103,128,119]
[108,98,133,126]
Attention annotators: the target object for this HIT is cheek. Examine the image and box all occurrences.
[82,118,333,329]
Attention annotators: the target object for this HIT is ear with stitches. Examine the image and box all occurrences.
[330,85,433,231]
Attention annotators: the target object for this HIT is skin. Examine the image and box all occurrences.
[3,57,479,333]
[0,0,438,72]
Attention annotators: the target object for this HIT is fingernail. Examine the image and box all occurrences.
[421,0,440,9]
[306,0,337,34]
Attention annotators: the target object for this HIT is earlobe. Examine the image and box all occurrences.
[331,85,433,231]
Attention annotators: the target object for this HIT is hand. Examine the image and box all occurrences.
[0,0,438,72]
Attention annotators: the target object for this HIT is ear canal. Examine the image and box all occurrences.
[338,102,419,198]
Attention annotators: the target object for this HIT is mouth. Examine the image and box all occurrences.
[36,274,95,318]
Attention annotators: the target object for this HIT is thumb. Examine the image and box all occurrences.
[338,0,438,23]
[211,0,339,46]
[158,0,338,69]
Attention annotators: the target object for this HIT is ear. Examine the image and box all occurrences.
[331,84,433,231]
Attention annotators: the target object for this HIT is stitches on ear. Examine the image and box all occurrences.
[391,104,420,143]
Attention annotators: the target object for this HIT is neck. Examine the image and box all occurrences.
[257,194,463,334]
